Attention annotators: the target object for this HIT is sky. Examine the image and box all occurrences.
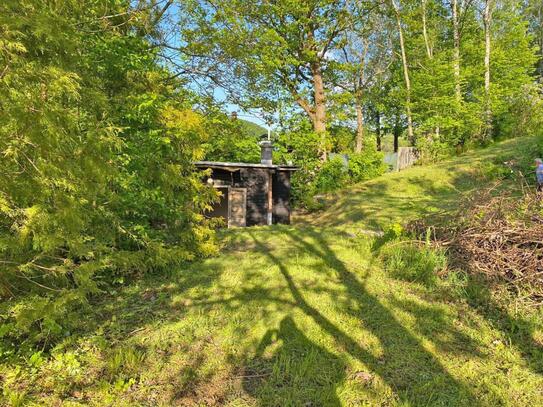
[212,88,267,127]
[157,1,272,130]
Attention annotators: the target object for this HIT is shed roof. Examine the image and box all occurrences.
[195,161,298,171]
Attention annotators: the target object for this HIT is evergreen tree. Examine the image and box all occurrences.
[0,0,215,346]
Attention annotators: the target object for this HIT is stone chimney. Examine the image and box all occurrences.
[260,140,273,165]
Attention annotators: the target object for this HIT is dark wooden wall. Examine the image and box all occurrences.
[272,170,291,224]
[206,169,228,185]
[241,168,269,226]
[208,169,241,185]
[205,167,292,227]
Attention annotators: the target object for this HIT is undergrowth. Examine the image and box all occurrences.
[380,242,448,287]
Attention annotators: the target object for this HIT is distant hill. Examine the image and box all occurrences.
[239,119,267,139]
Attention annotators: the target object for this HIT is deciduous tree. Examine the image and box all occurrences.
[179,0,352,160]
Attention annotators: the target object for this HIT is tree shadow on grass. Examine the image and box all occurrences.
[87,258,224,341]
[243,316,345,406]
[460,276,543,376]
[305,168,484,231]
[482,303,543,375]
[246,228,488,406]
[387,296,484,359]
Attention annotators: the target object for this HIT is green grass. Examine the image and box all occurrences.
[2,136,543,406]
[300,136,541,232]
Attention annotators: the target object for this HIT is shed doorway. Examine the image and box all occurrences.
[228,187,246,227]
[206,187,247,228]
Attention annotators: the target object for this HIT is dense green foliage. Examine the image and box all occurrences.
[1,0,543,403]
[314,157,349,193]
[309,145,387,197]
[0,1,216,354]
[175,0,542,202]
[2,136,542,406]
[274,122,387,207]
[348,148,388,183]
[202,118,264,163]
[184,1,538,144]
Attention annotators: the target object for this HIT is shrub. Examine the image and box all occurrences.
[275,125,322,208]
[0,1,217,357]
[416,137,455,164]
[496,83,543,140]
[348,148,387,183]
[315,157,348,193]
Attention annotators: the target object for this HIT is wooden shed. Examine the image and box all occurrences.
[195,142,297,227]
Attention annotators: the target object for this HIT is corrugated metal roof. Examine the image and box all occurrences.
[195,161,297,171]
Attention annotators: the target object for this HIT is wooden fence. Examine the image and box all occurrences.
[384,147,419,171]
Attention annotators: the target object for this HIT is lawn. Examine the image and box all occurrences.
[3,137,543,406]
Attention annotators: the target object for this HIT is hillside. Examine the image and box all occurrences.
[302,136,540,231]
[4,137,542,406]
[239,119,268,139]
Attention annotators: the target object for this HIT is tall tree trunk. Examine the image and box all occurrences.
[376,111,382,151]
[537,2,543,79]
[422,0,433,58]
[422,0,440,138]
[393,120,400,153]
[355,101,364,153]
[311,61,327,161]
[483,0,493,139]
[452,0,462,103]
[391,0,415,145]
[354,40,368,154]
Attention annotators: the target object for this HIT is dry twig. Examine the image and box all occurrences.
[408,190,543,301]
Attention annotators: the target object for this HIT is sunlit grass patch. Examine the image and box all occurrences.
[381,242,448,287]
[2,137,543,406]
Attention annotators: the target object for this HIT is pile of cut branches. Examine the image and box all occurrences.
[409,189,543,298]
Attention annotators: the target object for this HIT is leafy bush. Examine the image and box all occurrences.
[275,125,322,207]
[348,147,387,182]
[275,124,390,208]
[496,83,543,140]
[416,136,456,164]
[202,116,263,163]
[0,1,217,356]
[315,157,348,193]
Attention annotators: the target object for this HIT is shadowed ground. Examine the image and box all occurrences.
[8,136,543,406]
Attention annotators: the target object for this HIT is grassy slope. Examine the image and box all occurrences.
[301,136,538,231]
[5,137,543,406]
